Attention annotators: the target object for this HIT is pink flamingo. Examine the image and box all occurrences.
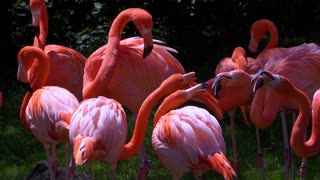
[69,72,216,179]
[251,70,320,158]
[82,8,222,179]
[17,46,80,180]
[210,19,279,175]
[19,0,86,132]
[152,83,236,179]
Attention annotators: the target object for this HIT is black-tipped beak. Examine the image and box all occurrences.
[213,81,221,98]
[143,45,153,58]
[33,26,40,38]
[212,75,231,98]
[253,78,264,93]
[251,69,274,84]
[18,81,34,93]
[251,69,265,84]
[201,83,209,89]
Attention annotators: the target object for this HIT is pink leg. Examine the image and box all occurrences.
[280,112,289,180]
[69,156,75,180]
[51,144,58,180]
[228,111,239,174]
[44,143,56,180]
[133,112,151,180]
[64,143,70,180]
[136,144,151,180]
[255,128,263,180]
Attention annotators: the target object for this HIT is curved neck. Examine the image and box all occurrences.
[153,91,187,125]
[118,75,186,159]
[83,10,136,97]
[32,1,48,49]
[290,90,320,157]
[19,92,33,131]
[263,21,279,50]
[18,46,50,90]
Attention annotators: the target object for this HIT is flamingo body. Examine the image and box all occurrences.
[69,96,127,173]
[152,84,236,179]
[152,106,227,178]
[26,86,79,145]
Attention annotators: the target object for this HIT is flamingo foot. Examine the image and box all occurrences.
[300,165,307,180]
[233,160,239,174]
[136,159,151,180]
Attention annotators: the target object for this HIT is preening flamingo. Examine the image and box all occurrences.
[152,83,236,180]
[251,70,320,158]
[82,8,222,178]
[17,46,80,180]
[19,0,86,132]
[70,72,207,179]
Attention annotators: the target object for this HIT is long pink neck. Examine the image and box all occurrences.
[290,89,320,158]
[84,11,133,97]
[33,2,48,49]
[263,21,279,51]
[119,81,180,159]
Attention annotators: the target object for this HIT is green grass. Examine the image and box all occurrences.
[1,81,320,179]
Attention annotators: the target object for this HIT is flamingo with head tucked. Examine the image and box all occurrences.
[152,83,236,180]
[17,46,80,180]
[82,8,222,178]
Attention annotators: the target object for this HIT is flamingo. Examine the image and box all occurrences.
[209,19,279,175]
[19,0,86,133]
[152,83,237,179]
[213,42,320,178]
[70,72,211,179]
[213,19,320,179]
[17,46,80,180]
[251,70,320,158]
[82,8,222,178]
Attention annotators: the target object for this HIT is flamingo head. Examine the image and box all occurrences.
[132,9,154,58]
[29,0,45,37]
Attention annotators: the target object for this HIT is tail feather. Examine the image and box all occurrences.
[207,153,237,180]
[73,136,95,166]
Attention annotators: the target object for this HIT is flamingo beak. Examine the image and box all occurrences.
[143,45,153,58]
[212,74,231,98]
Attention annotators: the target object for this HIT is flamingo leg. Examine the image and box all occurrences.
[228,111,239,174]
[64,142,70,180]
[280,112,289,180]
[255,128,264,180]
[132,112,151,180]
[69,155,75,180]
[136,143,151,180]
[291,112,296,180]
[299,130,308,180]
[44,143,56,180]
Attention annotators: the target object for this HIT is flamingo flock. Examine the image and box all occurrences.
[12,1,320,180]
